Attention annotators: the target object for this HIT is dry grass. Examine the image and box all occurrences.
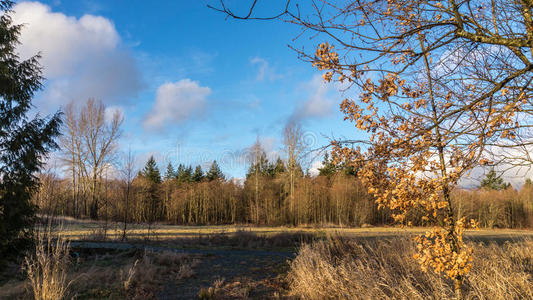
[2,247,198,300]
[197,277,286,300]
[42,216,533,242]
[288,236,533,299]
[68,249,199,299]
[24,231,72,300]
[119,250,199,299]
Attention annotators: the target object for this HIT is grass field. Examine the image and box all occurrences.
[42,215,533,243]
[3,217,533,299]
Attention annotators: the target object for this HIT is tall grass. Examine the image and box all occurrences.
[288,236,533,299]
[24,230,72,300]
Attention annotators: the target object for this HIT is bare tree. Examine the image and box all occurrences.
[60,99,123,220]
[80,99,123,219]
[59,103,87,217]
[248,137,266,223]
[121,148,136,241]
[283,121,306,224]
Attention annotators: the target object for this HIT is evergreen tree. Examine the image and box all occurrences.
[246,152,271,178]
[184,165,193,183]
[164,162,176,180]
[481,168,510,190]
[341,163,358,177]
[264,160,276,177]
[142,156,161,184]
[192,165,204,182]
[206,160,224,181]
[0,0,62,259]
[176,164,186,183]
[273,157,286,175]
[526,178,533,187]
[140,156,162,222]
[318,153,337,177]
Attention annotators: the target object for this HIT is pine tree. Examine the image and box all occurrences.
[0,0,62,260]
[246,152,271,178]
[176,164,187,183]
[140,156,161,222]
[318,153,337,177]
[481,168,510,190]
[206,161,224,181]
[142,156,161,184]
[273,157,286,175]
[164,162,176,180]
[192,165,204,182]
[184,166,193,182]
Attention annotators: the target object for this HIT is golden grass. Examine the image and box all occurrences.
[288,236,533,299]
[42,215,533,242]
[24,231,72,300]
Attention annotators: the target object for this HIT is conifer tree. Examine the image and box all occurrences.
[164,162,176,180]
[140,156,161,222]
[184,166,193,183]
[206,160,224,181]
[273,157,286,175]
[0,0,62,259]
[142,156,161,184]
[318,153,337,177]
[481,169,510,191]
[192,165,204,182]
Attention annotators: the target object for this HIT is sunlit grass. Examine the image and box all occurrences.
[43,216,533,242]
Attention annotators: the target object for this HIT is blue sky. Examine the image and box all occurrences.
[12,0,361,178]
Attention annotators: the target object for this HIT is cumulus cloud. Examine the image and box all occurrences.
[12,1,143,108]
[144,79,211,130]
[290,75,335,121]
[308,160,323,177]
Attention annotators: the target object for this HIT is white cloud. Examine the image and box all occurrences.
[308,160,323,177]
[104,105,124,123]
[144,79,211,130]
[12,2,143,108]
[250,57,281,81]
[458,144,533,189]
[290,75,335,121]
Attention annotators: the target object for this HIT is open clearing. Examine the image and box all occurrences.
[3,219,533,299]
[43,216,533,242]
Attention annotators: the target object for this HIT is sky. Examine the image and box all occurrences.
[11,0,359,179]
[10,0,530,187]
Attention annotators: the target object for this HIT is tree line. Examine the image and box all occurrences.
[34,138,533,229]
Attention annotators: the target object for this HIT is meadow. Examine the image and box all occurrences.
[2,218,533,299]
